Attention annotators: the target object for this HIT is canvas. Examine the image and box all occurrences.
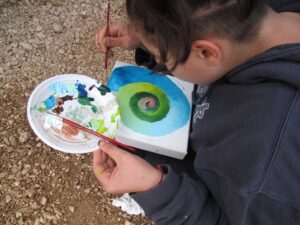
[107,61,194,159]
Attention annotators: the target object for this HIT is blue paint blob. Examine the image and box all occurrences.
[43,95,56,110]
[75,82,88,97]
[108,66,191,137]
[49,82,77,96]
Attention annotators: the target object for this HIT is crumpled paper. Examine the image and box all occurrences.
[112,193,145,215]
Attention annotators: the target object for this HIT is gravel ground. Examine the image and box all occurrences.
[0,0,152,224]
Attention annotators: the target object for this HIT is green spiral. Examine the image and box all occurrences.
[117,82,170,123]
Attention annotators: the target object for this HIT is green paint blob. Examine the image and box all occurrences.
[110,108,120,123]
[89,119,108,134]
[78,97,97,113]
[39,105,47,112]
[97,84,111,96]
[97,126,108,134]
[111,114,116,123]
[91,105,97,113]
[89,118,103,130]
[78,97,92,106]
[116,82,170,123]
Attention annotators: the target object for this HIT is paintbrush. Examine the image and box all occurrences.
[103,0,110,83]
[45,111,135,151]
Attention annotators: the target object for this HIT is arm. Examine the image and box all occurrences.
[268,0,300,12]
[132,166,226,225]
[93,142,228,225]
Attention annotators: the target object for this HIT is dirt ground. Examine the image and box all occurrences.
[0,0,152,224]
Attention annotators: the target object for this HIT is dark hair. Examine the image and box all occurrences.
[126,0,268,71]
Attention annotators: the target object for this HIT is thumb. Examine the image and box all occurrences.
[100,142,128,162]
[105,36,128,48]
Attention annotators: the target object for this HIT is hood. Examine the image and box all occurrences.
[226,43,300,88]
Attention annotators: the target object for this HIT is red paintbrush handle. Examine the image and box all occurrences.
[104,49,109,69]
[104,1,110,69]
[62,117,135,151]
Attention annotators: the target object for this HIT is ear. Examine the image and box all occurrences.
[191,40,222,66]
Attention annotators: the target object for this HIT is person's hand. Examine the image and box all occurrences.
[96,22,141,53]
[93,142,164,194]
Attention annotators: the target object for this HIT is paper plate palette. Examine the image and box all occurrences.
[27,74,120,154]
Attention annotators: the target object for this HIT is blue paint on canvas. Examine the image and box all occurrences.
[108,66,191,137]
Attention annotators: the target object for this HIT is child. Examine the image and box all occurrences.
[93,0,300,224]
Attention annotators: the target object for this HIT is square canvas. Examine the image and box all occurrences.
[107,61,194,159]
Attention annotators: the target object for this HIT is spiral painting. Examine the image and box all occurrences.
[108,64,191,137]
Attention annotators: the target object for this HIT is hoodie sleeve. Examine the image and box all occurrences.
[268,0,300,12]
[131,165,227,225]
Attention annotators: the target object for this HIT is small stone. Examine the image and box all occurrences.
[36,26,43,32]
[16,211,22,218]
[10,58,19,67]
[40,196,47,205]
[37,32,46,39]
[43,212,54,220]
[18,217,24,225]
[69,206,74,213]
[9,135,16,146]
[39,217,46,224]
[84,188,91,194]
[46,2,52,8]
[25,190,34,198]
[80,11,87,18]
[19,132,29,143]
[58,49,65,54]
[32,17,39,24]
[53,23,62,33]
[34,218,40,225]
[31,202,40,209]
[124,221,132,225]
[3,137,10,145]
[12,166,19,174]
[20,42,33,51]
[0,67,4,74]
[6,195,12,203]
[40,164,46,169]
[53,9,61,16]
[0,172,6,179]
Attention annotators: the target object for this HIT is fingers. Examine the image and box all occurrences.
[96,34,128,52]
[96,22,136,52]
[99,142,129,163]
[95,25,109,53]
[106,156,116,168]
[92,149,113,180]
[96,23,124,52]
[92,149,105,167]
[104,36,128,49]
